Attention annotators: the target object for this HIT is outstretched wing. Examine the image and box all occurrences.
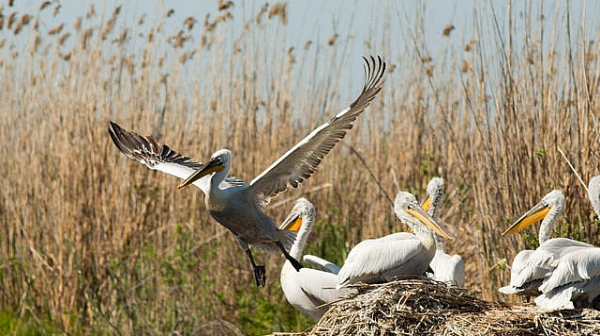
[247,56,386,202]
[108,121,244,194]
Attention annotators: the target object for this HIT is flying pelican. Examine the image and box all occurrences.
[337,191,453,288]
[533,175,600,310]
[109,56,387,286]
[421,177,465,287]
[498,190,593,296]
[279,198,352,319]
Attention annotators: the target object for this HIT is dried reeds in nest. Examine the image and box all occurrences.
[269,279,600,336]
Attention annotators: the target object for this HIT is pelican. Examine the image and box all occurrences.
[337,191,453,288]
[109,56,386,286]
[533,175,600,310]
[499,190,593,296]
[421,177,465,287]
[534,248,600,310]
[279,198,351,319]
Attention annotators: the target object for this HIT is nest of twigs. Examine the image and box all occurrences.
[270,279,600,336]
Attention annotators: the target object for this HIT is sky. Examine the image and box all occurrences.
[4,0,600,105]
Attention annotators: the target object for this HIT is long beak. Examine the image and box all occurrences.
[279,212,302,231]
[502,201,550,236]
[406,205,453,240]
[421,195,432,212]
[177,158,224,189]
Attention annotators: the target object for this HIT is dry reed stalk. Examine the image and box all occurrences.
[0,1,600,335]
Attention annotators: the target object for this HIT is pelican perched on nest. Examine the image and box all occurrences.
[279,198,351,319]
[534,176,600,310]
[421,177,465,287]
[499,190,593,296]
[336,191,452,288]
[109,56,386,286]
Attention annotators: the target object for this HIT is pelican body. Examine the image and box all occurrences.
[279,198,351,319]
[533,175,600,310]
[499,190,593,296]
[337,191,452,288]
[421,177,465,287]
[109,56,387,286]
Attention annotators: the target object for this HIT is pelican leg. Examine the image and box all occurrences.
[245,248,266,287]
[275,241,303,271]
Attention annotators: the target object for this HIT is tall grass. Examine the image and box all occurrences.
[1,1,600,335]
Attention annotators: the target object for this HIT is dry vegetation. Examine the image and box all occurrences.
[0,0,599,335]
[274,280,600,336]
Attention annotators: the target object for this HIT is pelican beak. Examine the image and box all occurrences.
[280,211,302,231]
[406,205,453,240]
[177,157,224,189]
[421,195,432,212]
[502,200,551,236]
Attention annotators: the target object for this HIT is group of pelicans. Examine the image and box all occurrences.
[107,55,600,321]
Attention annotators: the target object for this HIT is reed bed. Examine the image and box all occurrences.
[0,1,599,335]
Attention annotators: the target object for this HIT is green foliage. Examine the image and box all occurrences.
[419,152,436,178]
[309,218,348,267]
[0,310,61,336]
[234,284,313,335]
[535,147,546,158]
[523,232,539,249]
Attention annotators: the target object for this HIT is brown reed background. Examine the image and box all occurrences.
[1,1,600,335]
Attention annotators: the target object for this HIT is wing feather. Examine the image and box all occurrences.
[297,268,347,305]
[108,121,244,194]
[539,248,600,293]
[247,56,386,201]
[303,255,341,274]
[338,233,422,285]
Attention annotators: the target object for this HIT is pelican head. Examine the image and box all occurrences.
[178,149,231,189]
[394,191,452,240]
[280,198,316,260]
[421,177,445,218]
[588,175,600,218]
[502,189,564,241]
[280,198,316,232]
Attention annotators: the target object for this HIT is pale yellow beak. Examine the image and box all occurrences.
[406,205,453,240]
[421,195,432,213]
[502,201,551,236]
[177,158,224,189]
[279,211,303,231]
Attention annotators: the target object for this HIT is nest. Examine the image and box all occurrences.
[269,279,600,336]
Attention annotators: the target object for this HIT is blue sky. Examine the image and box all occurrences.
[5,0,599,105]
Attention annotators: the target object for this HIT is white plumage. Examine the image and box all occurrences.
[422,177,465,287]
[337,191,452,288]
[499,190,593,296]
[302,255,341,275]
[533,176,600,310]
[279,198,351,320]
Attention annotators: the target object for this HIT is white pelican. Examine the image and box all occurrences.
[534,248,600,310]
[533,175,600,310]
[498,190,593,296]
[109,56,387,286]
[337,191,452,288]
[421,177,465,287]
[279,198,351,319]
